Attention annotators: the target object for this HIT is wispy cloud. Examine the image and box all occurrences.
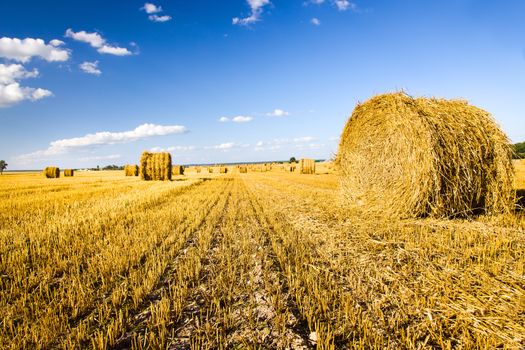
[311,17,321,26]
[150,145,196,152]
[254,136,318,151]
[148,14,172,22]
[78,154,121,161]
[266,108,290,117]
[233,0,270,26]
[79,61,101,76]
[334,0,357,11]
[0,37,70,63]
[0,63,52,108]
[219,115,254,123]
[16,123,188,162]
[65,29,132,56]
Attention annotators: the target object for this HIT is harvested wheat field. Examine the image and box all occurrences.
[1,168,524,350]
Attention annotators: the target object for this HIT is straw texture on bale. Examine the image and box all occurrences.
[336,92,514,218]
[219,167,228,174]
[124,164,139,176]
[239,166,248,173]
[299,159,316,174]
[140,151,172,181]
[64,169,74,177]
[44,167,60,178]
[172,165,184,176]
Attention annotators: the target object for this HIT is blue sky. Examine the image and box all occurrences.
[1,0,524,169]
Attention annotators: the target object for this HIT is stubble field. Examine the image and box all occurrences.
[1,164,524,349]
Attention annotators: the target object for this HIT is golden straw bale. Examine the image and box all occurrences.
[219,167,228,174]
[208,167,213,173]
[299,158,316,174]
[139,151,172,181]
[239,166,248,173]
[172,165,184,176]
[43,167,60,178]
[195,166,201,173]
[124,164,139,176]
[337,92,514,218]
[63,169,74,177]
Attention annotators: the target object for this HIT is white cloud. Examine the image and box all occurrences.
[79,61,101,76]
[266,108,290,117]
[334,0,356,11]
[253,136,318,151]
[233,0,270,26]
[16,123,188,162]
[97,45,132,56]
[214,142,236,150]
[220,115,253,123]
[78,154,121,161]
[232,115,253,123]
[149,14,172,22]
[0,37,70,63]
[0,64,52,108]
[150,145,196,152]
[293,136,316,143]
[49,39,65,47]
[311,17,321,26]
[65,29,132,56]
[142,3,162,14]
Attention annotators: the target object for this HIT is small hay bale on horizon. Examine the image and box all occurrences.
[172,165,184,176]
[239,166,248,173]
[140,152,172,181]
[124,164,139,176]
[64,169,74,177]
[219,167,228,174]
[299,159,316,174]
[44,167,60,178]
[336,92,514,218]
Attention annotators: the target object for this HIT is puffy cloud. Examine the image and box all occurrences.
[334,0,356,11]
[311,17,321,26]
[214,142,236,150]
[79,61,101,76]
[49,39,65,47]
[65,29,132,56]
[15,123,188,161]
[233,0,270,25]
[148,14,172,22]
[142,3,162,14]
[266,108,290,117]
[0,37,70,63]
[219,116,230,122]
[0,64,52,108]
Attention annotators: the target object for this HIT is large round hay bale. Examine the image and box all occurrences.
[43,167,60,178]
[140,152,172,181]
[64,169,74,177]
[336,92,514,218]
[299,158,316,174]
[124,164,139,176]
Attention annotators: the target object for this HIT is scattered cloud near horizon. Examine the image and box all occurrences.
[219,115,254,123]
[233,0,270,26]
[65,29,132,56]
[266,108,290,117]
[0,63,52,107]
[15,123,188,163]
[78,154,121,162]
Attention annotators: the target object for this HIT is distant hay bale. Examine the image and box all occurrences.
[140,151,172,181]
[336,92,514,218]
[299,159,316,174]
[195,166,201,173]
[219,167,228,174]
[172,165,184,176]
[288,163,297,172]
[239,166,248,173]
[44,167,60,178]
[124,164,139,176]
[64,169,74,177]
[208,167,213,173]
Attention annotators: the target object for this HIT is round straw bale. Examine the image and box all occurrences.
[140,151,172,181]
[64,169,74,177]
[43,167,60,178]
[336,92,514,218]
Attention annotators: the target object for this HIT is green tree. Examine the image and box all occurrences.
[512,142,525,159]
[0,160,7,175]
[289,157,297,163]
